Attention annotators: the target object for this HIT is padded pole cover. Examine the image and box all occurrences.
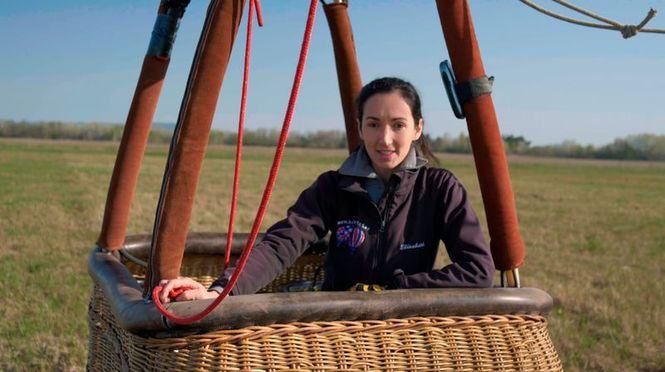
[435,0,525,270]
[97,0,197,251]
[323,2,362,153]
[98,1,190,251]
[147,0,246,291]
[97,56,168,251]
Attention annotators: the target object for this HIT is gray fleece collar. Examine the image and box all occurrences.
[339,145,427,178]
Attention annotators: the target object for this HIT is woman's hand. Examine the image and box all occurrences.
[158,277,219,304]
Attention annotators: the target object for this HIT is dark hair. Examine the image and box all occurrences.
[356,77,438,165]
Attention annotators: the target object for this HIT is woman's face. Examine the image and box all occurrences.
[359,91,422,182]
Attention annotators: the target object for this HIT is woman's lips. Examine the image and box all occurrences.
[375,149,395,161]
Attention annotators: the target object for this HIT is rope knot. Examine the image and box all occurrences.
[620,24,639,39]
[620,7,657,39]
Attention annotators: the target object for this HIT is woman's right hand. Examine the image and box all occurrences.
[158,277,219,304]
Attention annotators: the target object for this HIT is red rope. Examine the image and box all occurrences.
[254,0,264,27]
[153,0,319,325]
[224,0,262,271]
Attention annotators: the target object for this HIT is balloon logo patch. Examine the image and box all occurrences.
[336,223,366,254]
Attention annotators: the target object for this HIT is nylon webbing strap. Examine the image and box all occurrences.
[457,75,494,104]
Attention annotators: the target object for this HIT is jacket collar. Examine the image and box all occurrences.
[338,145,427,195]
[338,145,427,179]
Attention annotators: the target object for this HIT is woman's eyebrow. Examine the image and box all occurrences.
[364,115,408,121]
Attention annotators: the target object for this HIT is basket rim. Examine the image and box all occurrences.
[120,232,328,257]
[89,246,553,335]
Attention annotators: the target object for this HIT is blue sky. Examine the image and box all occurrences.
[1,1,664,146]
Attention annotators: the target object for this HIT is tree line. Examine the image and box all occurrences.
[2,120,664,161]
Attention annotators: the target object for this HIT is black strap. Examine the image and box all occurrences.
[456,75,494,104]
[439,60,494,120]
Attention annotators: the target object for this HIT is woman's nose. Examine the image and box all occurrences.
[377,126,392,144]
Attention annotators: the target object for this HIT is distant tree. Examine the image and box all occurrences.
[502,135,531,154]
[428,132,472,153]
[287,130,345,148]
[595,134,665,161]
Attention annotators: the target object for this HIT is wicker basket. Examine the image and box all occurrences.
[88,233,562,371]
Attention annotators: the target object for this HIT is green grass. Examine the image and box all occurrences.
[1,138,664,371]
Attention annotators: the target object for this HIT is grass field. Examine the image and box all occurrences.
[1,138,664,371]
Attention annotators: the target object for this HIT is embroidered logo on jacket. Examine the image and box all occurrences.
[399,242,426,251]
[336,220,368,253]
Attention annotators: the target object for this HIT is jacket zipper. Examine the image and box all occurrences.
[371,182,395,282]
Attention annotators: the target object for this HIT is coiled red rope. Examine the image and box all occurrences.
[153,0,319,325]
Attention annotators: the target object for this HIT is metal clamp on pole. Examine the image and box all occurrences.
[94,245,121,260]
[500,268,521,288]
[439,60,494,120]
[439,60,465,119]
[320,0,348,5]
[148,0,192,59]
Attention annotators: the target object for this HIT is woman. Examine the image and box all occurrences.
[159,77,494,303]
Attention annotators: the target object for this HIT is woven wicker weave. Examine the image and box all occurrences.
[124,251,325,293]
[88,236,562,371]
[89,284,561,371]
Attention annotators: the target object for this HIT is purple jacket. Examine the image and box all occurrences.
[213,147,494,294]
